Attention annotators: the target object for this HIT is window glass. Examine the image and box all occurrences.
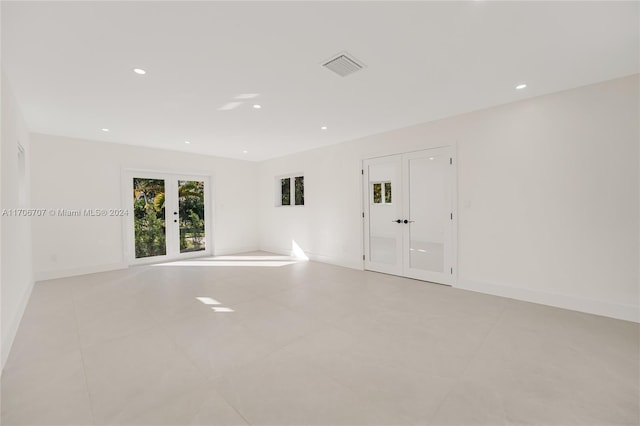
[373,183,382,204]
[295,176,304,205]
[281,178,291,205]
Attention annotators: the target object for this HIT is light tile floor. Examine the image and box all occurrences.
[1,253,638,425]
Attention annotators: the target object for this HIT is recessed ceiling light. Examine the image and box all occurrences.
[321,126,328,130]
[253,104,262,109]
[516,83,527,90]
[101,128,109,132]
[133,68,146,75]
[429,157,435,160]
[242,150,248,154]
[184,141,191,144]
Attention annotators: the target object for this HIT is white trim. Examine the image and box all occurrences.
[456,278,639,323]
[306,251,363,270]
[1,278,35,370]
[34,262,128,282]
[214,246,260,256]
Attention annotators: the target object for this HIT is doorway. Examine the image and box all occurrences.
[125,172,211,264]
[363,147,456,285]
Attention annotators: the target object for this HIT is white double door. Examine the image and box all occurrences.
[363,147,456,285]
[124,171,212,264]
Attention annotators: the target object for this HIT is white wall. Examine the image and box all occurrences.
[1,70,33,368]
[30,134,259,280]
[258,75,639,322]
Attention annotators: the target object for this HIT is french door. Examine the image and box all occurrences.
[125,172,211,264]
[363,147,456,285]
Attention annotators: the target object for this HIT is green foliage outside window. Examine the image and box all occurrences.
[384,182,392,203]
[278,175,304,207]
[295,176,304,205]
[133,178,166,258]
[133,178,205,258]
[372,181,392,204]
[281,178,291,205]
[373,183,382,203]
[178,180,205,253]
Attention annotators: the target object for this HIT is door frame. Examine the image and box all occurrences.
[122,169,214,265]
[362,145,457,286]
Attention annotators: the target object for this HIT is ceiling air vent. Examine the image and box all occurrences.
[322,52,365,77]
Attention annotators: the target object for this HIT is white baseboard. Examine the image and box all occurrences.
[214,246,260,256]
[456,278,639,323]
[1,278,35,370]
[259,245,363,271]
[256,245,293,257]
[36,254,635,324]
[305,252,363,271]
[34,262,127,282]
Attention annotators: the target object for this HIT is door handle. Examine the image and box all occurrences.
[392,219,402,223]
[404,220,415,224]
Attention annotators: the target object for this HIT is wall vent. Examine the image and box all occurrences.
[322,52,365,77]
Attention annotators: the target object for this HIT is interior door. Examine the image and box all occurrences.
[363,155,403,276]
[363,147,455,285]
[126,172,210,264]
[402,147,454,284]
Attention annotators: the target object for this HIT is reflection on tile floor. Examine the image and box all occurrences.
[2,253,638,425]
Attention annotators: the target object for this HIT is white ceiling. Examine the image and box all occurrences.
[2,1,638,161]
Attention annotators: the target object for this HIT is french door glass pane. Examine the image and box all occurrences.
[133,178,166,258]
[179,180,206,253]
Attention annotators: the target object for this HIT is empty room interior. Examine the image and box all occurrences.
[1,1,639,425]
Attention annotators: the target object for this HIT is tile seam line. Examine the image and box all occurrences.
[71,287,98,426]
[427,300,510,424]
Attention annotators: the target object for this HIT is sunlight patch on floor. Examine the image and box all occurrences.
[153,254,299,267]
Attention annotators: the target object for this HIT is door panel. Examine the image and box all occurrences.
[364,155,403,275]
[133,177,167,259]
[403,148,454,284]
[363,147,455,285]
[178,180,206,253]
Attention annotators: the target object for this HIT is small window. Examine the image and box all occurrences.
[373,183,382,203]
[295,176,304,205]
[371,181,392,204]
[276,174,304,206]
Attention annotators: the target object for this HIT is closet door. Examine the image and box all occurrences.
[363,155,404,276]
[363,147,456,285]
[402,147,455,284]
